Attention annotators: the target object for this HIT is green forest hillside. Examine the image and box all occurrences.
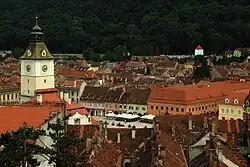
[1,0,250,55]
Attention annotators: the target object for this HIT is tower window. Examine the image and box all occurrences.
[44,79,46,83]
[28,90,30,93]
[28,79,29,83]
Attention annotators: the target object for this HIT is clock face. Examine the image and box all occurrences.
[41,50,47,57]
[27,50,32,57]
[42,65,48,72]
[26,65,31,72]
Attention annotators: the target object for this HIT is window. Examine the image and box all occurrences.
[192,107,194,111]
[129,106,133,109]
[166,106,168,110]
[202,106,204,110]
[136,107,139,110]
[205,106,207,109]
[226,109,229,113]
[176,108,179,112]
[181,108,184,112]
[246,100,250,106]
[189,108,191,112]
[161,106,163,110]
[6,95,9,101]
[199,106,201,110]
[231,109,234,114]
[142,107,146,110]
[222,108,225,113]
[28,90,30,93]
[156,106,158,110]
[88,117,91,122]
[124,106,126,109]
[196,107,198,111]
[71,91,74,96]
[44,79,46,83]
[238,110,241,115]
[27,79,29,83]
[171,107,174,111]
[151,105,153,109]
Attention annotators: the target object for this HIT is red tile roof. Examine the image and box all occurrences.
[219,91,248,106]
[149,81,250,105]
[196,45,203,50]
[0,106,52,134]
[35,88,58,93]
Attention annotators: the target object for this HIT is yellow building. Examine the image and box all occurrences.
[0,87,20,105]
[218,92,247,120]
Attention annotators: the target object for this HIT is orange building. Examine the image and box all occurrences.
[147,81,250,116]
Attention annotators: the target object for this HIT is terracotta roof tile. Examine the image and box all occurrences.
[149,81,250,105]
[0,106,52,134]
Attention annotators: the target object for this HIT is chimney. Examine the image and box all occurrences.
[64,92,69,103]
[86,138,92,153]
[104,121,108,140]
[36,94,42,105]
[159,146,166,157]
[171,124,176,137]
[73,80,77,87]
[211,117,217,134]
[132,129,136,139]
[204,116,208,129]
[188,116,192,130]
[117,132,121,143]
[60,91,64,99]
[158,157,163,166]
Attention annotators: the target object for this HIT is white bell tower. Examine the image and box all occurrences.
[20,16,55,103]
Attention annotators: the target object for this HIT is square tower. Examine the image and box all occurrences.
[20,17,55,102]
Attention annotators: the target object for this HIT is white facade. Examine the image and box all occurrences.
[34,113,63,167]
[68,112,92,125]
[20,59,55,101]
[195,49,204,56]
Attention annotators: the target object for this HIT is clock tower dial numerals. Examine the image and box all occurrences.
[42,65,48,72]
[26,65,31,72]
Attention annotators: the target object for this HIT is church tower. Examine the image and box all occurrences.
[20,17,55,102]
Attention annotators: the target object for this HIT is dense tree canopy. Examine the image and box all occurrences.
[1,0,250,55]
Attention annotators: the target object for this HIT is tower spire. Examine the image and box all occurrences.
[30,14,44,42]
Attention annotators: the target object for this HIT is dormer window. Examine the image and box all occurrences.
[74,118,80,124]
[234,99,239,104]
[246,100,250,106]
[225,98,230,103]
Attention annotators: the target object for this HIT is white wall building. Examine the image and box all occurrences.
[195,45,204,56]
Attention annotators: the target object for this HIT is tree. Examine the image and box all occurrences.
[44,118,84,167]
[0,118,85,167]
[193,56,211,79]
[12,47,25,58]
[0,123,45,167]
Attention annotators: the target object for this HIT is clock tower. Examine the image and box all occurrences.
[20,17,55,102]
